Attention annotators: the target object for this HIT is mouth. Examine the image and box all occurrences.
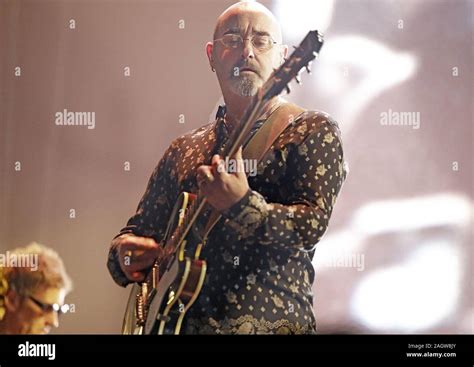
[239,67,258,74]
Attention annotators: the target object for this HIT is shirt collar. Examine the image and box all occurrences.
[216,105,226,119]
[214,98,284,136]
[216,97,284,121]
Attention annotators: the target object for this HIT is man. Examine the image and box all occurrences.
[0,242,72,334]
[107,1,347,334]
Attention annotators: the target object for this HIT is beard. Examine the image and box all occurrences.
[228,67,262,97]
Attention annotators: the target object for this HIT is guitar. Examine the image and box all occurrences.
[122,30,324,335]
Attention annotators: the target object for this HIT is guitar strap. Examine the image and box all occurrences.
[243,102,305,162]
[201,102,305,239]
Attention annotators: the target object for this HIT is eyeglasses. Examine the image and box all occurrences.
[214,34,277,52]
[27,295,68,316]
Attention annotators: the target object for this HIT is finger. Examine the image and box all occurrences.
[126,247,160,263]
[121,247,159,273]
[120,256,153,277]
[196,165,210,177]
[211,154,220,166]
[202,165,216,183]
[236,145,244,161]
[124,255,157,272]
[119,238,161,271]
[120,250,159,271]
[130,271,145,282]
[117,236,161,282]
[234,146,246,178]
[213,155,229,179]
[120,235,160,252]
[196,165,213,185]
[121,241,161,261]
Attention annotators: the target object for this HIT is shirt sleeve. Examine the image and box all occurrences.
[107,143,178,286]
[220,114,347,251]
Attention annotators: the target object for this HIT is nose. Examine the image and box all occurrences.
[241,38,255,60]
[44,311,59,329]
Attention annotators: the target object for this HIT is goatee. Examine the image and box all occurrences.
[232,76,260,97]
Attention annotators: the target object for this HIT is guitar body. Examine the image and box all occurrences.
[122,192,207,335]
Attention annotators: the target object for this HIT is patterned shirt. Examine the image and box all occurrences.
[107,102,348,334]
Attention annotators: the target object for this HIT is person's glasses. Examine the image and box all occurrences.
[28,295,68,316]
[214,34,277,52]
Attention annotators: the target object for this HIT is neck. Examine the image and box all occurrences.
[223,94,282,133]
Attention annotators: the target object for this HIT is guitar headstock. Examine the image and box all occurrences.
[260,30,324,101]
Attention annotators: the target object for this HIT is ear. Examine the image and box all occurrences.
[206,42,215,70]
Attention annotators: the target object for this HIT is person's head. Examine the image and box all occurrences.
[0,242,72,334]
[206,1,288,98]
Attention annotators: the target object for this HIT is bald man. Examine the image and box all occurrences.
[107,1,347,334]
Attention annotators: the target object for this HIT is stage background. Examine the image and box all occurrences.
[1,0,472,334]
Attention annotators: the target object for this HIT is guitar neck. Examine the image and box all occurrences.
[175,95,266,247]
[171,29,324,257]
[219,94,266,158]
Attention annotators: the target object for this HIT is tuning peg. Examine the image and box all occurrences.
[305,65,311,74]
[285,85,291,94]
[295,75,302,84]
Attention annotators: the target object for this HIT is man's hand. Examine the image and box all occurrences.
[196,146,250,212]
[114,234,162,282]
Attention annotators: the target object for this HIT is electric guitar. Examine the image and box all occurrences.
[122,30,324,334]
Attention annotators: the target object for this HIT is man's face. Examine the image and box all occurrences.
[9,287,66,334]
[211,9,287,97]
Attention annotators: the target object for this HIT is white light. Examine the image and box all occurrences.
[274,0,334,40]
[313,230,364,270]
[317,36,418,131]
[350,241,461,332]
[351,194,471,235]
[61,304,70,314]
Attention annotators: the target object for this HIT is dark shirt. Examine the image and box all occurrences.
[107,103,348,334]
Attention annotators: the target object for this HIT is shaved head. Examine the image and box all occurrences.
[213,1,283,43]
[206,1,288,104]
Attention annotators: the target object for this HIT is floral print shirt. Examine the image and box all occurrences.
[107,102,348,334]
